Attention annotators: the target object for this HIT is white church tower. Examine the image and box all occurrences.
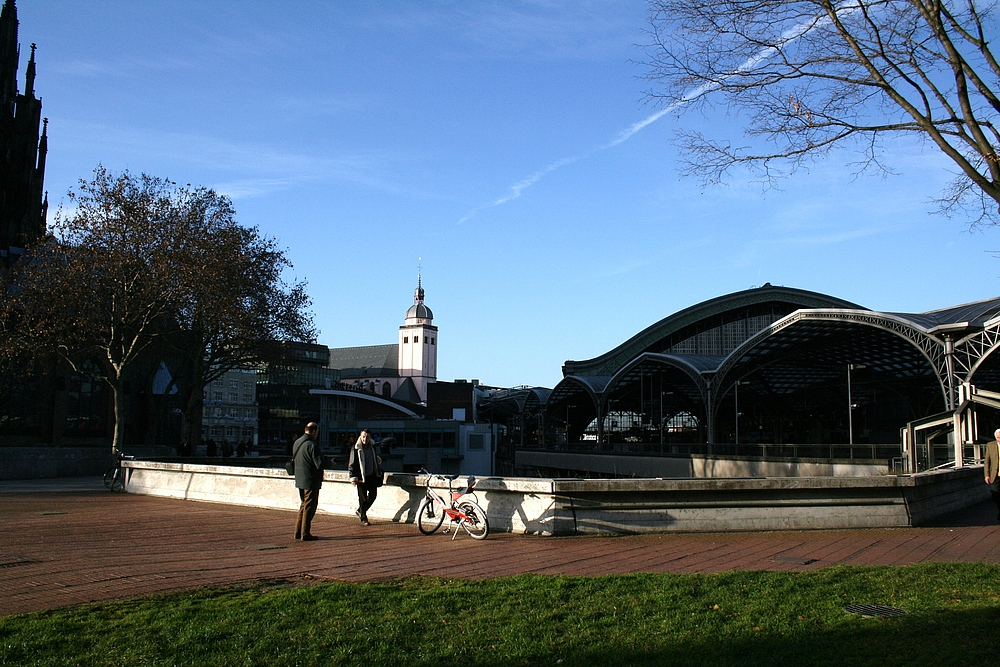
[398,275,437,402]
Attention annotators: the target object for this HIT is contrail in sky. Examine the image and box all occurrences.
[459,7,845,224]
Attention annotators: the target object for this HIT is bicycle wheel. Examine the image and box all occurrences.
[103,466,117,490]
[110,468,125,492]
[417,497,444,535]
[458,501,489,540]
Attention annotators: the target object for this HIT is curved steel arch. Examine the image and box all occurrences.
[563,286,863,378]
[307,389,421,418]
[710,309,950,406]
[953,317,1000,385]
[603,352,711,402]
[546,375,609,413]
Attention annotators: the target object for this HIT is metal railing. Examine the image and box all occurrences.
[528,441,902,461]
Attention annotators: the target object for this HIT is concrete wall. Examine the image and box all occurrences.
[0,446,178,480]
[122,460,990,535]
[0,447,110,480]
[515,450,888,478]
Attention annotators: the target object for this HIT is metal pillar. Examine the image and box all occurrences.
[705,387,715,452]
[906,422,916,473]
[953,411,964,468]
[945,335,957,411]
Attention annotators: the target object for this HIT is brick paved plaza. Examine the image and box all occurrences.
[2,479,999,617]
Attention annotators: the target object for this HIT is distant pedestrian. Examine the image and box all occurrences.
[222,439,233,458]
[206,439,217,457]
[236,440,246,458]
[349,429,382,526]
[293,422,325,541]
[986,429,1000,523]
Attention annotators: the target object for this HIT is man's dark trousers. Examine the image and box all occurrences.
[357,481,378,522]
[295,488,319,538]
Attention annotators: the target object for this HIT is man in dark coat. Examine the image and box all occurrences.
[986,429,1000,523]
[293,422,324,540]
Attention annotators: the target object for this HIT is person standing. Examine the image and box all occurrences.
[293,422,325,540]
[986,429,1000,523]
[349,429,381,526]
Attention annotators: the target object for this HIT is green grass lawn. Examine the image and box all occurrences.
[2,563,999,666]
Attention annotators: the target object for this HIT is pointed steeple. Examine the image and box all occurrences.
[35,116,46,174]
[414,274,425,304]
[23,41,33,96]
[0,0,18,110]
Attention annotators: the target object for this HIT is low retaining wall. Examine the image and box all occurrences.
[0,446,178,480]
[0,447,110,480]
[515,450,888,478]
[122,461,991,535]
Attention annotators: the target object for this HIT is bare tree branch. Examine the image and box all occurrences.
[642,0,1000,223]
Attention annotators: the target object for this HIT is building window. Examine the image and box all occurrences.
[414,336,419,343]
[242,393,252,404]
[403,336,408,343]
[431,338,435,345]
[243,381,253,390]
[228,392,238,403]
[228,379,239,388]
[212,379,223,387]
[213,392,222,401]
[64,372,106,436]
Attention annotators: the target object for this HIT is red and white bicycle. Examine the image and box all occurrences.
[416,469,489,540]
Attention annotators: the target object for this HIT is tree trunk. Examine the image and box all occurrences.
[182,385,203,447]
[111,380,125,454]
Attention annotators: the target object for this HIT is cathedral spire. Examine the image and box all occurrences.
[23,41,33,96]
[36,116,46,174]
[0,0,18,110]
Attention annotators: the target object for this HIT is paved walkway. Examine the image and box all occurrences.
[2,477,1000,617]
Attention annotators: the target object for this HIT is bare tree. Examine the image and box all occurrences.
[643,0,1000,224]
[3,167,315,452]
[169,203,316,447]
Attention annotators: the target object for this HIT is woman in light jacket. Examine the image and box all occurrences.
[348,429,381,526]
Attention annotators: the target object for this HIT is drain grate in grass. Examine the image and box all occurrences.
[844,604,907,618]
[773,556,818,565]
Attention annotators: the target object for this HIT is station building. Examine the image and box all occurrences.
[484,284,1000,472]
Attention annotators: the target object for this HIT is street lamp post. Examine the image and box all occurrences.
[734,380,750,445]
[847,364,865,446]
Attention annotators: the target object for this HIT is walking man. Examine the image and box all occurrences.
[349,429,381,526]
[987,429,1000,523]
[293,422,324,541]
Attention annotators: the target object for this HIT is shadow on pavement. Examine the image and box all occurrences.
[922,498,1000,527]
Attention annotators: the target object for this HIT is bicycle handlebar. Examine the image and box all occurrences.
[419,469,476,492]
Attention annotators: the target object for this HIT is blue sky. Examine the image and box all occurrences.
[19,1,1000,388]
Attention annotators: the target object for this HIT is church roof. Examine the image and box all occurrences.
[392,377,422,403]
[406,303,434,320]
[405,274,433,321]
[327,344,398,379]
